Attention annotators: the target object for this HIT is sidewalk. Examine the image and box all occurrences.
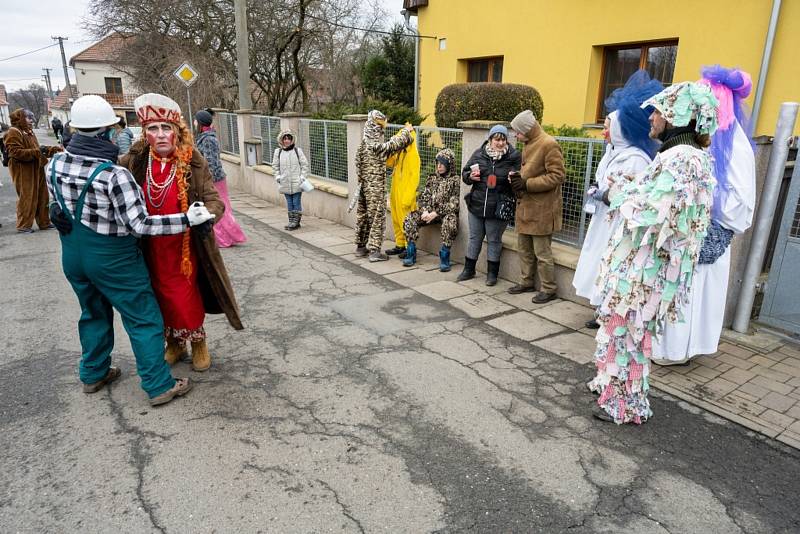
[229,190,800,449]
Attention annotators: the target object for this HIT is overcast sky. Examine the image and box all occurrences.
[1,0,406,95]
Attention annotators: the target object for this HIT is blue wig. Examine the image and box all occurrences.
[604,70,664,157]
[700,65,755,221]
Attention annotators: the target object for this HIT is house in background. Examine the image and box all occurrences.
[69,33,141,126]
[48,85,78,125]
[0,85,9,125]
[406,0,800,135]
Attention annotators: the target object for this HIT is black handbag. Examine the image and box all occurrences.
[494,194,516,221]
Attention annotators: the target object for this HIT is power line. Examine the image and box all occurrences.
[0,42,59,63]
[303,13,438,40]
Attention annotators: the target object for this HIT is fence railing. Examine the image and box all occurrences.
[252,115,281,165]
[217,112,239,155]
[295,119,349,182]
[385,124,464,186]
[553,136,606,246]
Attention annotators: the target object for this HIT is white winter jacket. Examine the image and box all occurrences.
[272,129,309,195]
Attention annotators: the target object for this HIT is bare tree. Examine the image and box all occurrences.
[8,85,49,126]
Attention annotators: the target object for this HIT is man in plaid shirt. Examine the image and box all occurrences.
[46,95,215,406]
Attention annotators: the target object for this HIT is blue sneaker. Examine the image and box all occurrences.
[403,242,417,267]
[439,245,451,272]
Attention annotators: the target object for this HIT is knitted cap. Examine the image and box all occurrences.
[510,110,537,135]
[195,109,213,127]
[642,82,719,136]
[488,124,508,139]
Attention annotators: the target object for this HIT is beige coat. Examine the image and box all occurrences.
[514,123,566,235]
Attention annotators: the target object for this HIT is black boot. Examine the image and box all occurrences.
[457,257,477,282]
[284,211,293,230]
[486,260,500,286]
[293,212,302,230]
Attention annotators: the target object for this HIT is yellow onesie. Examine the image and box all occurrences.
[386,128,421,248]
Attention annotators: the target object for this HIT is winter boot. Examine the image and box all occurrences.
[403,242,417,267]
[486,260,500,286]
[291,212,302,231]
[439,245,452,272]
[385,246,406,256]
[457,257,477,282]
[164,337,187,365]
[191,339,212,372]
[284,211,293,230]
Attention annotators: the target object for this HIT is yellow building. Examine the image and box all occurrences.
[405,0,799,135]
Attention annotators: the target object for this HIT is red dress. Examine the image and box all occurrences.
[143,159,206,341]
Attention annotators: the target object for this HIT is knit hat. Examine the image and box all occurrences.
[642,82,719,136]
[510,110,537,135]
[488,124,508,139]
[134,93,182,126]
[195,109,213,127]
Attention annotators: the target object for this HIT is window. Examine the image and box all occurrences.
[467,57,503,83]
[104,77,123,95]
[597,41,677,121]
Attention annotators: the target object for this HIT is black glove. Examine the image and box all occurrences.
[49,203,72,235]
[509,172,526,194]
[194,219,214,239]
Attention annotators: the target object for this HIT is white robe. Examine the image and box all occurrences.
[652,123,756,362]
[573,116,651,305]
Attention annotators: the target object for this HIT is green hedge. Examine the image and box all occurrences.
[434,83,544,128]
[313,98,425,125]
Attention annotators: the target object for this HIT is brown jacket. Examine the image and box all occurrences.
[514,123,566,235]
[5,109,53,184]
[121,139,243,330]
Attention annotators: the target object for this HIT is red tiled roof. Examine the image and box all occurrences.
[69,33,128,66]
[0,84,7,106]
[50,85,78,111]
[81,92,139,108]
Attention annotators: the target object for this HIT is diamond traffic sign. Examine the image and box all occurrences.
[173,63,199,87]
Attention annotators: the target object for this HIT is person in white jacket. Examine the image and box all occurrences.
[272,129,310,231]
[573,71,663,327]
[652,66,756,365]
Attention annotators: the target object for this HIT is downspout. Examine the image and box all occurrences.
[750,0,782,133]
[402,9,420,112]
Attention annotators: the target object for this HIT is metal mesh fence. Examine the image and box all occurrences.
[217,112,239,155]
[385,124,463,190]
[252,115,281,164]
[296,119,348,182]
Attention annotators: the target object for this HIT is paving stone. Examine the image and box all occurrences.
[448,293,514,319]
[717,394,767,417]
[689,365,722,381]
[531,332,597,365]
[695,355,723,369]
[737,381,771,400]
[487,311,565,341]
[757,392,797,413]
[457,276,515,295]
[785,404,800,420]
[777,344,800,358]
[493,291,562,312]
[729,389,760,404]
[669,362,701,375]
[715,353,756,370]
[718,367,756,385]
[413,281,475,301]
[776,431,800,449]
[760,409,795,429]
[785,419,800,435]
[788,377,800,388]
[753,366,793,384]
[748,354,777,368]
[763,350,788,363]
[718,342,756,360]
[385,267,458,287]
[771,361,800,379]
[531,300,596,330]
[323,243,358,256]
[411,253,448,272]
[360,259,415,275]
[749,375,794,395]
[696,378,740,400]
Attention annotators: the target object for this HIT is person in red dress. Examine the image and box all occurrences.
[121,93,243,372]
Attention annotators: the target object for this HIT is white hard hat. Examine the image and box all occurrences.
[70,95,120,129]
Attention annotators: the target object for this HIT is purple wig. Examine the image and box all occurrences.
[604,70,664,157]
[700,65,755,220]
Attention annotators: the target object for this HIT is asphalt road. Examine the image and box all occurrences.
[1,132,799,533]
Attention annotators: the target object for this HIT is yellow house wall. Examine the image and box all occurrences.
[417,0,799,135]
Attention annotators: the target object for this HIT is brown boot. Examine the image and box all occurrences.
[191,339,211,372]
[164,337,187,365]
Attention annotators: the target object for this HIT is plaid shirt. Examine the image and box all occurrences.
[46,153,188,237]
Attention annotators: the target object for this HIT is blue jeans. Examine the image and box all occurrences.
[285,192,302,212]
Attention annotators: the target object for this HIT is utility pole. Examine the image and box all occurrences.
[42,68,54,97]
[233,0,252,109]
[52,36,73,100]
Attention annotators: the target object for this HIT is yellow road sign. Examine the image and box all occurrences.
[173,63,199,87]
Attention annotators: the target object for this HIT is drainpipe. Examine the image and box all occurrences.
[732,102,799,333]
[402,9,420,112]
[751,0,782,133]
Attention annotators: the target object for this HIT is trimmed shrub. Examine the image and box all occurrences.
[313,98,426,125]
[542,123,591,138]
[434,83,544,128]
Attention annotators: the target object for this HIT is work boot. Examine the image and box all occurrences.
[439,245,452,272]
[385,246,406,256]
[354,245,369,257]
[532,291,557,304]
[403,242,417,267]
[164,337,187,365]
[369,250,389,262]
[191,339,212,372]
[149,377,193,406]
[284,211,293,230]
[486,260,500,286]
[457,257,477,281]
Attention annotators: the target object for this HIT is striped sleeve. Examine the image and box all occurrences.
[107,168,188,237]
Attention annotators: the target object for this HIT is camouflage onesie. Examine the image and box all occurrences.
[355,111,413,251]
[403,148,461,247]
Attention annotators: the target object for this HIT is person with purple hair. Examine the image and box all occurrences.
[573,71,663,325]
[652,66,756,366]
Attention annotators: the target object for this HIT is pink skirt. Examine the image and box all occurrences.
[212,179,247,248]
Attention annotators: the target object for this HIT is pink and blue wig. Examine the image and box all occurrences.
[604,70,664,158]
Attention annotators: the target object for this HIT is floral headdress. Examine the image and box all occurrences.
[642,82,719,136]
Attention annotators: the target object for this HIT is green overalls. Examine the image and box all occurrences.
[51,161,176,398]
